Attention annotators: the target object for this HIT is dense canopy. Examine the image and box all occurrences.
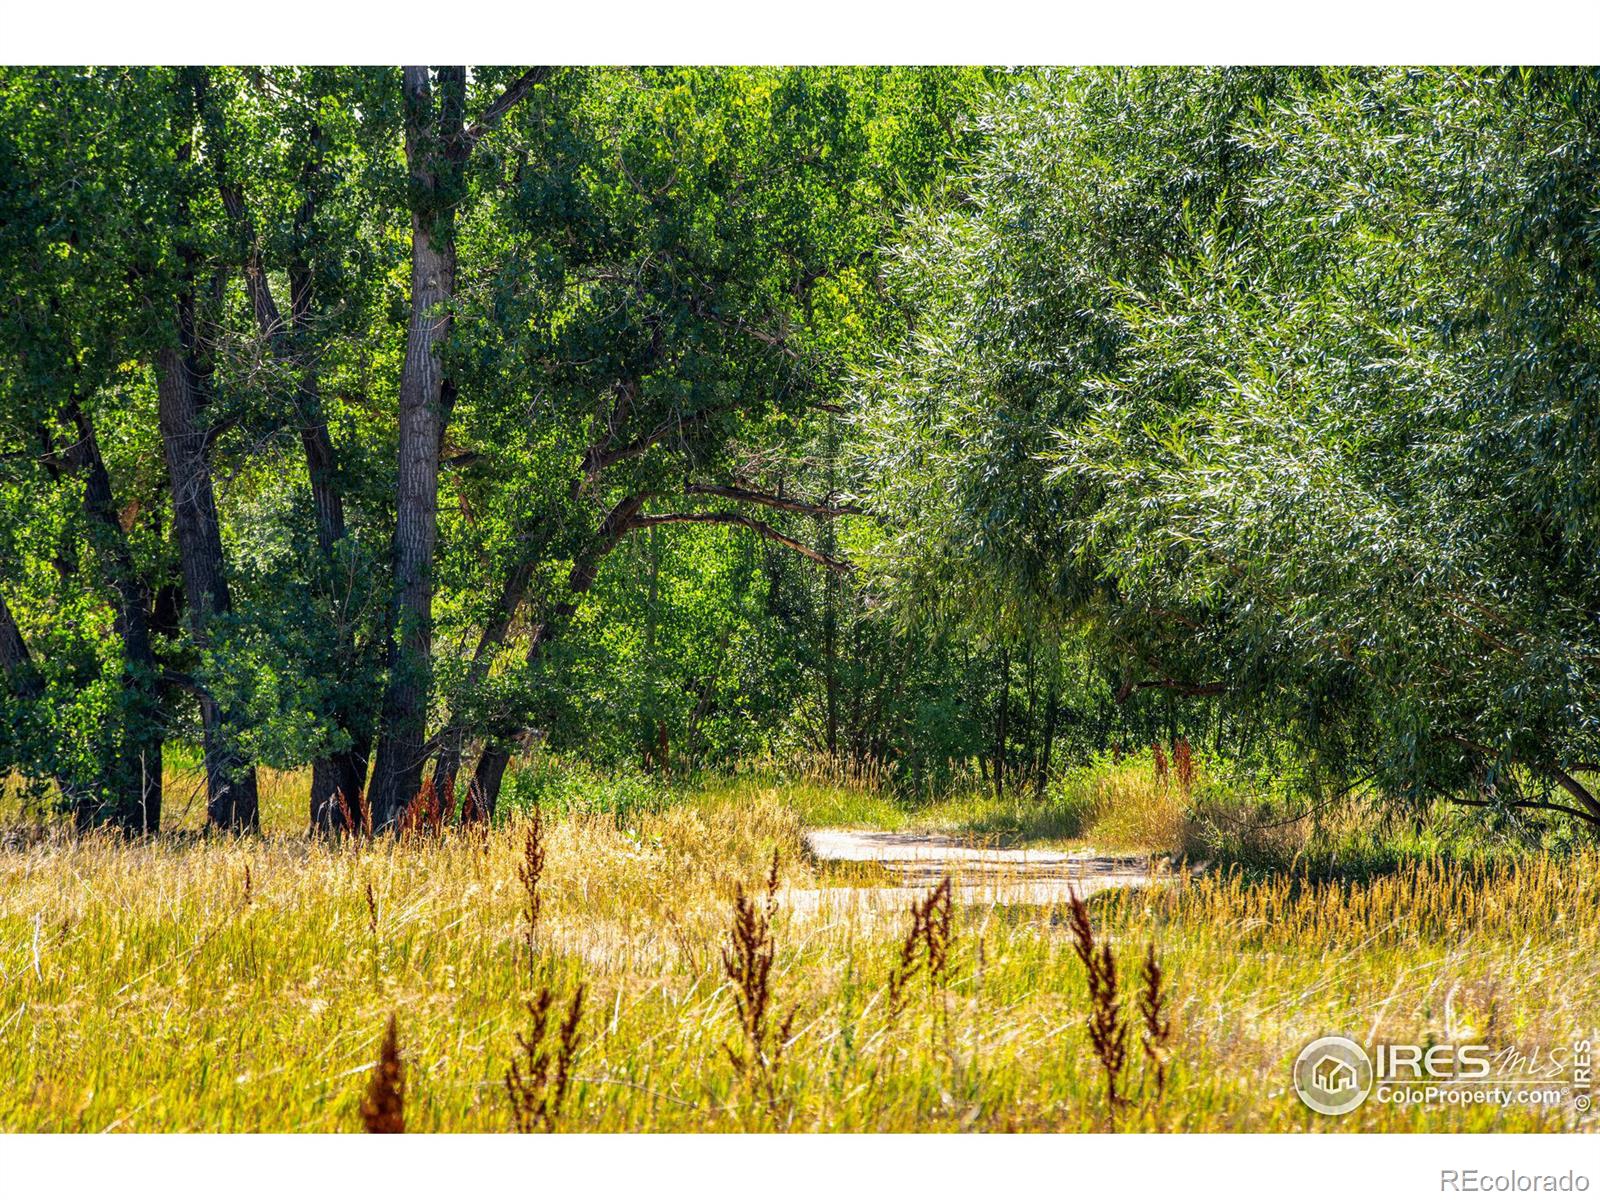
[3,65,1598,836]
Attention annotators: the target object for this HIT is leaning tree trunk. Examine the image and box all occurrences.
[0,592,40,697]
[458,493,649,821]
[462,602,575,820]
[0,591,81,809]
[465,668,544,822]
[157,346,259,831]
[368,66,466,830]
[428,558,536,813]
[59,400,165,830]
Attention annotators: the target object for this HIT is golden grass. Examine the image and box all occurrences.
[783,757,1195,853]
[0,777,1595,1132]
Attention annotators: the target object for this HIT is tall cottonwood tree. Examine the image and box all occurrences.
[197,67,381,830]
[158,69,260,830]
[367,66,554,829]
[4,66,1138,831]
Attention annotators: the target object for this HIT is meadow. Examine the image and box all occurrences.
[1,761,1595,1133]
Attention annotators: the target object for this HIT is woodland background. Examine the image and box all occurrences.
[3,66,1600,844]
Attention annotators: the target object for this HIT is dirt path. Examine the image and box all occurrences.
[787,828,1167,916]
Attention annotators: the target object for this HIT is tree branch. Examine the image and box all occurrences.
[586,404,720,478]
[1446,794,1600,830]
[465,67,555,143]
[1114,677,1226,704]
[1446,733,1600,824]
[1543,762,1600,823]
[684,483,862,517]
[626,512,852,572]
[160,668,214,703]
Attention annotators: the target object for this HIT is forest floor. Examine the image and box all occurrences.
[0,772,1595,1132]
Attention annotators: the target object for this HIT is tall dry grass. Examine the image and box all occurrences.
[0,779,1594,1131]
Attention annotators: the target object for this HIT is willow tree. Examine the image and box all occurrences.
[861,66,1600,830]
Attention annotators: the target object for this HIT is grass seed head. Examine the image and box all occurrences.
[360,1014,405,1133]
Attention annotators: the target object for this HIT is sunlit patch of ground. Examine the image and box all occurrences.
[789,827,1168,915]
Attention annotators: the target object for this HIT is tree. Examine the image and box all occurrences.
[422,66,985,815]
[0,68,174,830]
[862,67,1600,830]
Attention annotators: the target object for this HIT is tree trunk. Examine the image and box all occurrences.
[298,397,372,833]
[823,566,839,763]
[0,592,83,810]
[641,531,662,772]
[465,620,559,821]
[1022,643,1037,782]
[369,66,467,830]
[462,496,647,819]
[1036,673,1059,799]
[58,400,165,831]
[428,557,536,810]
[161,72,258,831]
[994,644,1009,801]
[157,344,258,831]
[205,90,369,833]
[0,592,40,699]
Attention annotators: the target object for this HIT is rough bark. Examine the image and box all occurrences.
[156,337,258,831]
[206,98,367,832]
[368,66,468,830]
[153,74,258,831]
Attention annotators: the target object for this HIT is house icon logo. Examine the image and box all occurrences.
[1293,1036,1373,1115]
[1313,1055,1357,1093]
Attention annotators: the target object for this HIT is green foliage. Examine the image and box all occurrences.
[861,67,1600,834]
[501,755,672,823]
[5,65,1600,845]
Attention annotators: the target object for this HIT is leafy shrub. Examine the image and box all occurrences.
[501,755,673,823]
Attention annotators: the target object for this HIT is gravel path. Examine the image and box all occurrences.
[787,828,1166,916]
